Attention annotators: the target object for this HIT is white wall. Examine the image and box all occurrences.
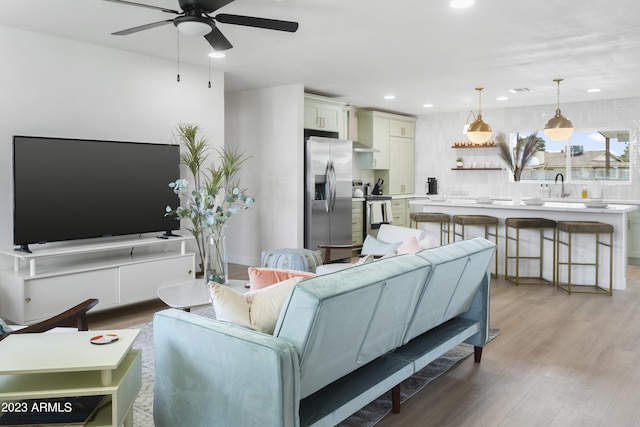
[225,84,305,266]
[0,25,225,271]
[415,98,640,201]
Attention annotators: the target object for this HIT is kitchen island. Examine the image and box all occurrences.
[410,198,638,290]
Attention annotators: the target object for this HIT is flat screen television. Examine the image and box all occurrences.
[13,136,181,251]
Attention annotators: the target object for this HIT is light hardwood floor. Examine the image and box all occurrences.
[89,264,640,427]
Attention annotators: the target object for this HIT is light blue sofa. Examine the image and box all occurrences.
[153,237,496,427]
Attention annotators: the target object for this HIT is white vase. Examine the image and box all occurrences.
[204,228,228,285]
[513,181,522,206]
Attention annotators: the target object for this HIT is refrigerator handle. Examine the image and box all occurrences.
[324,161,332,213]
[328,162,337,212]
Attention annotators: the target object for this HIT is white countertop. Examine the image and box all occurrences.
[410,198,638,213]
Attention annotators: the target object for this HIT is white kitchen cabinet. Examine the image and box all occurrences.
[0,236,195,324]
[304,94,347,136]
[629,209,640,259]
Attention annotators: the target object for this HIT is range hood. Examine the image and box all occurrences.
[353,141,379,153]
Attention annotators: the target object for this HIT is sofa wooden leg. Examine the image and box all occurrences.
[474,346,483,363]
[392,385,401,413]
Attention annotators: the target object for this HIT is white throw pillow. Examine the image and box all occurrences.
[209,277,303,334]
[361,234,402,256]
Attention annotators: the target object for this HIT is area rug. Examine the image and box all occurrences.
[131,308,498,427]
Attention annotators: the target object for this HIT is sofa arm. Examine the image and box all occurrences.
[153,309,301,427]
[460,270,491,352]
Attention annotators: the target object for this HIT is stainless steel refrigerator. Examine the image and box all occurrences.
[304,136,353,262]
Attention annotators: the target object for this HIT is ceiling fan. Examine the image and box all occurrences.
[104,0,299,51]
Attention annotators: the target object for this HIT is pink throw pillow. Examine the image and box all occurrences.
[397,236,422,255]
[248,267,315,290]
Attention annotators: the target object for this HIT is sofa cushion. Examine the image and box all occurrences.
[248,267,316,290]
[210,277,303,334]
[403,237,496,343]
[273,254,432,399]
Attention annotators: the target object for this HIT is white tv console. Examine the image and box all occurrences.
[0,235,195,324]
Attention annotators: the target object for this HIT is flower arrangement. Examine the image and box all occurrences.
[495,132,540,181]
[164,123,254,280]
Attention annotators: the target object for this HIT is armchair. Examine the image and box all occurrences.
[0,299,99,341]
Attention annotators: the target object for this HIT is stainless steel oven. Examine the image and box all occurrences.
[365,196,392,236]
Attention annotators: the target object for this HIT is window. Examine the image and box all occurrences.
[516,130,630,182]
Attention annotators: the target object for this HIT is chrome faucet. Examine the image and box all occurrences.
[554,173,570,198]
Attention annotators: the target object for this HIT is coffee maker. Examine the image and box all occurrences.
[426,177,438,195]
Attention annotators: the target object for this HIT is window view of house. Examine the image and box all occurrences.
[516,130,630,182]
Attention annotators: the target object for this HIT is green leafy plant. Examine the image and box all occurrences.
[496,132,540,181]
[165,123,254,276]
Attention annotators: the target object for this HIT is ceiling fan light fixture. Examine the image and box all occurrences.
[466,88,492,143]
[175,16,212,37]
[544,79,574,140]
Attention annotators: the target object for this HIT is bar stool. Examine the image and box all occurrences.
[453,215,498,277]
[556,221,613,295]
[504,217,556,286]
[409,212,450,245]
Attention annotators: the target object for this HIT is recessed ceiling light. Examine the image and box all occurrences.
[423,103,434,108]
[587,88,601,93]
[208,51,226,59]
[384,95,396,100]
[496,96,508,101]
[450,0,475,8]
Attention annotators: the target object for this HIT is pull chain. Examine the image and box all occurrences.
[208,47,212,88]
[176,31,180,82]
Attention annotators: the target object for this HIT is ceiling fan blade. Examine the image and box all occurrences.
[112,19,174,35]
[204,27,233,51]
[188,0,235,13]
[102,0,180,14]
[215,14,299,33]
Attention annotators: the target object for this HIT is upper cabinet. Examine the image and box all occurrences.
[389,119,415,139]
[357,112,390,169]
[304,94,347,137]
[357,110,416,195]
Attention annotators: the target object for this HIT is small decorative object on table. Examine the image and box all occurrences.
[165,123,255,284]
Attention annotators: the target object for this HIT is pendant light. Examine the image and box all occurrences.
[466,88,492,144]
[462,110,476,134]
[544,79,574,140]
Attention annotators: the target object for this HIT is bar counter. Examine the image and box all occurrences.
[410,198,638,290]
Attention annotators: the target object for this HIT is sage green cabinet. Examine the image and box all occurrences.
[357,111,390,169]
[389,136,415,195]
[391,199,408,227]
[352,201,364,245]
[357,110,416,195]
[304,94,347,137]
